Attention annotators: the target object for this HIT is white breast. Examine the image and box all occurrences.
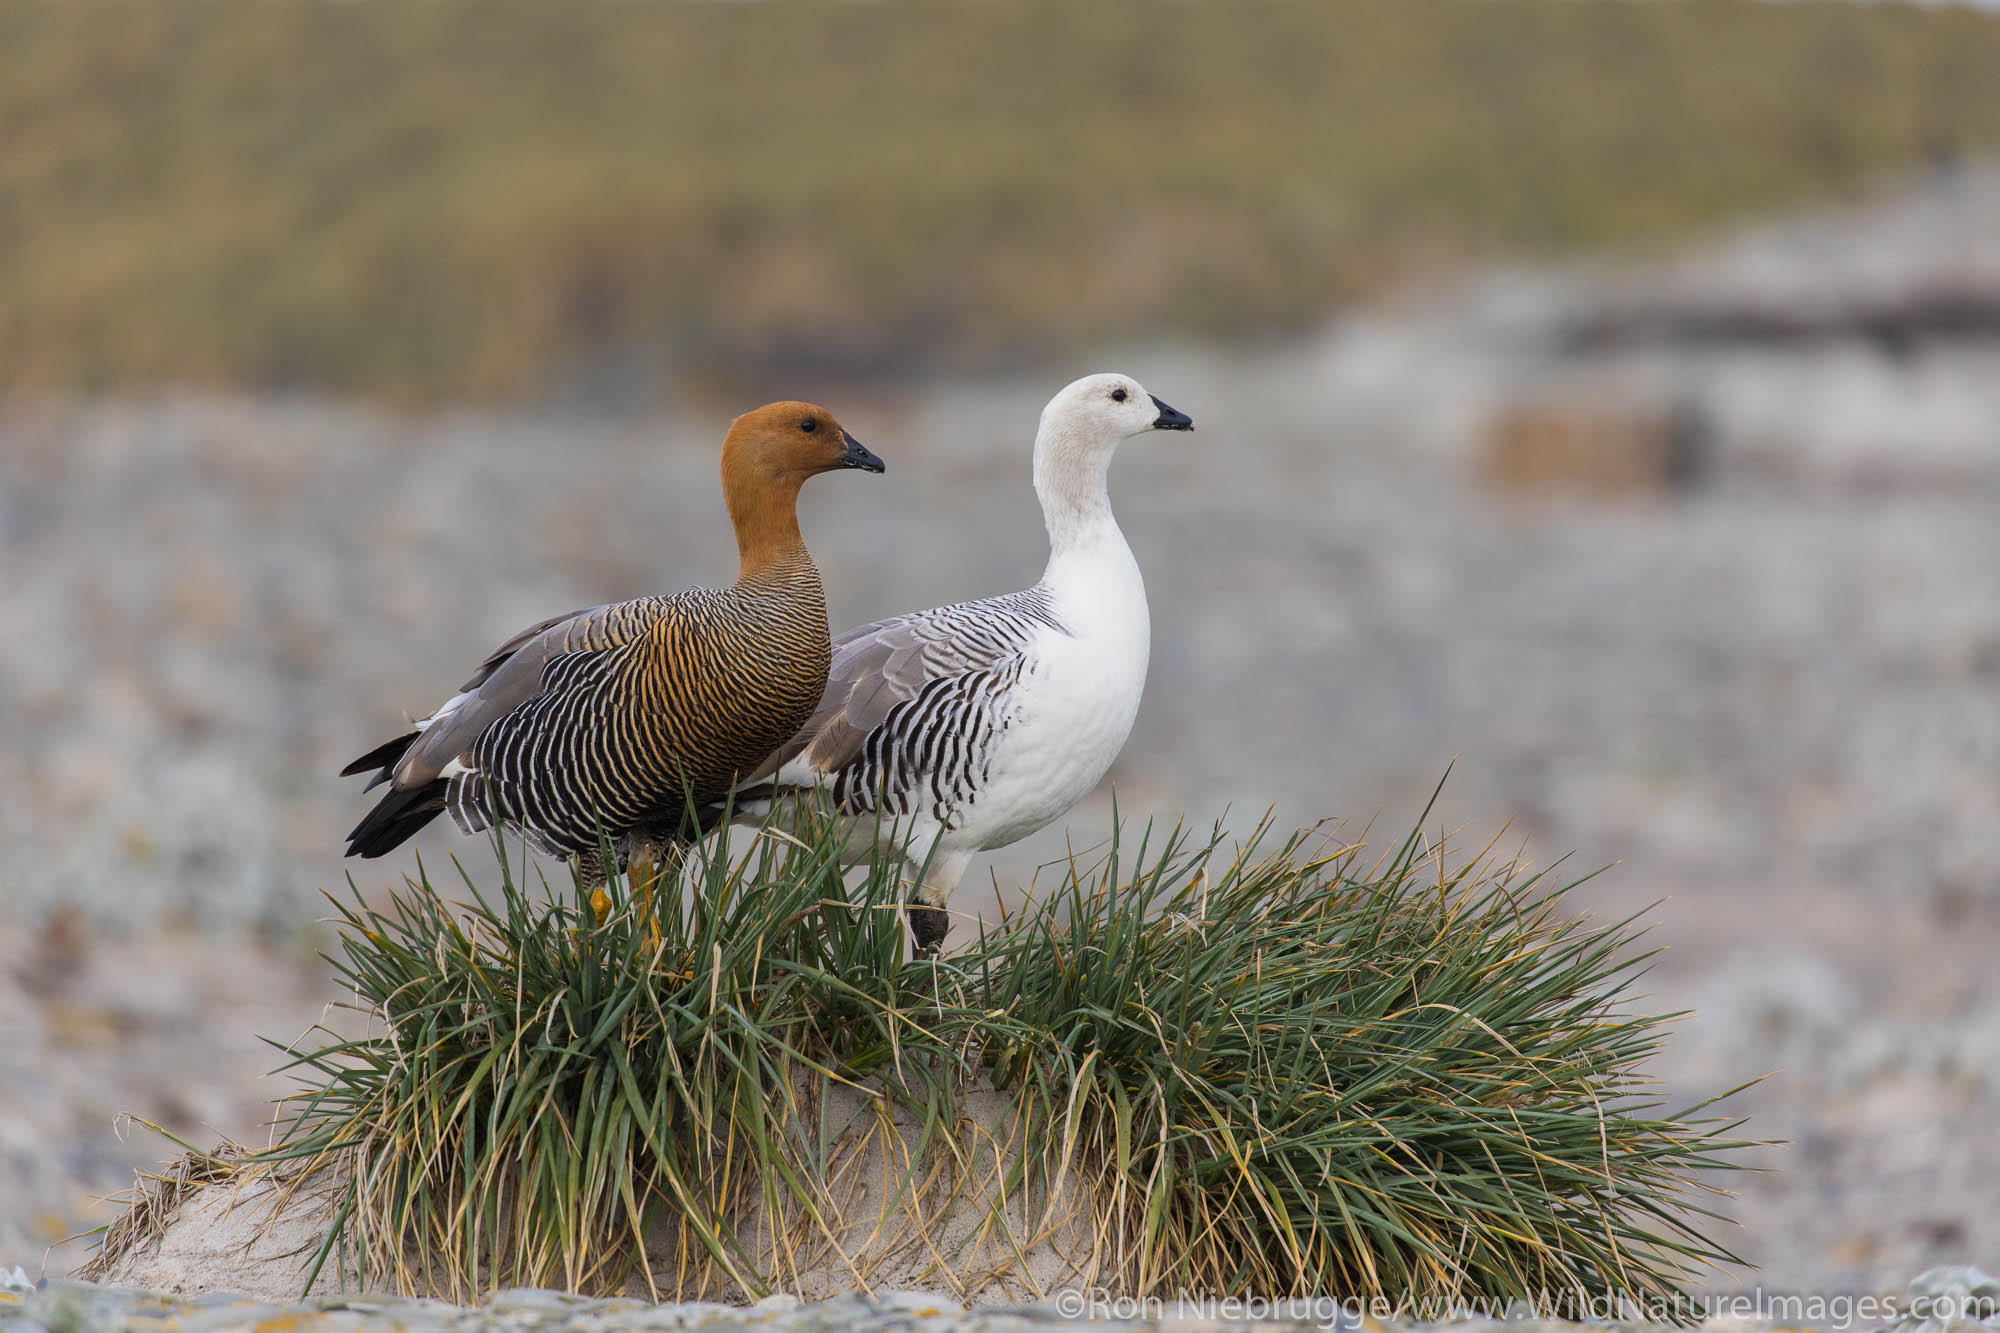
[951,542,1149,850]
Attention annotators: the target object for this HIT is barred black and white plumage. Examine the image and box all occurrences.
[442,579,830,858]
[741,373,1193,952]
[342,401,884,876]
[819,589,1065,825]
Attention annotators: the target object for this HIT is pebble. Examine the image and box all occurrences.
[0,1279,1122,1333]
[10,1267,2000,1333]
[0,1271,1639,1333]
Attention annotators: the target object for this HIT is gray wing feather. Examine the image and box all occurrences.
[742,617,915,782]
[396,601,645,786]
[746,589,1064,785]
[458,607,601,692]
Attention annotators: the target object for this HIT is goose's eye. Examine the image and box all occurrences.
[1110,388,1127,403]
[801,417,818,433]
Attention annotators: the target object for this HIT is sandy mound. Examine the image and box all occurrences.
[84,1083,1105,1305]
[80,1157,356,1301]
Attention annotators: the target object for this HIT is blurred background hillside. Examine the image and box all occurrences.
[3,0,1999,1303]
[7,1,2000,399]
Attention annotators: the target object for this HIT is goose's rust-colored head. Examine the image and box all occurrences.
[721,400,884,574]
[724,400,883,484]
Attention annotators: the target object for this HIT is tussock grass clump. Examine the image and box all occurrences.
[267,801,1750,1307]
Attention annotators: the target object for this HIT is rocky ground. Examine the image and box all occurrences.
[3,1267,1996,1333]
[3,169,1998,1294]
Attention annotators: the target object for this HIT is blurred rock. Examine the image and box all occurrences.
[1479,390,1708,497]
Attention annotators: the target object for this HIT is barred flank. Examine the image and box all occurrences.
[474,560,826,857]
[355,554,830,862]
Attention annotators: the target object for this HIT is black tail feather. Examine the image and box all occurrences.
[341,730,420,780]
[346,779,449,859]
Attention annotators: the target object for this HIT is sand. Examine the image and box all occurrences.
[88,1084,1100,1306]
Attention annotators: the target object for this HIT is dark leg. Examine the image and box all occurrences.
[904,849,970,957]
[907,900,950,955]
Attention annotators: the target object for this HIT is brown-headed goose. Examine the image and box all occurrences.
[342,401,885,892]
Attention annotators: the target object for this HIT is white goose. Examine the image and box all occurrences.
[739,372,1192,950]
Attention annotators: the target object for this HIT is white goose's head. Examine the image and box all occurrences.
[1039,372,1195,448]
[1033,373,1193,547]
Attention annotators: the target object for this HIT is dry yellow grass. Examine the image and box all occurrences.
[4,1,1999,399]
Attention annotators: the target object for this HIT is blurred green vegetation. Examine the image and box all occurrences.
[4,1,1999,400]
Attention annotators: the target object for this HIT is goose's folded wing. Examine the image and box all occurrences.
[388,600,654,787]
[747,592,1060,786]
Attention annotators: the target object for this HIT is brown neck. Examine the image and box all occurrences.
[726,466,813,581]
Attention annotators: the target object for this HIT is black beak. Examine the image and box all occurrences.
[1150,395,1194,431]
[838,429,886,473]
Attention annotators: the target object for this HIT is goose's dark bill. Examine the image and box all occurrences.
[1150,396,1194,431]
[838,430,886,472]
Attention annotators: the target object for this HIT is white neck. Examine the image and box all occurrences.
[1032,412,1150,682]
[1033,415,1125,575]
